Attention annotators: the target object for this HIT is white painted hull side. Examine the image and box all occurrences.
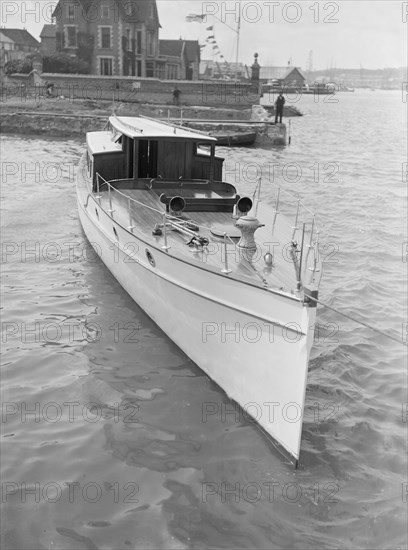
[77,192,316,462]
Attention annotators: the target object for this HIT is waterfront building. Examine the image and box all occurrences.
[0,28,40,76]
[261,66,306,87]
[52,0,200,79]
[40,25,57,56]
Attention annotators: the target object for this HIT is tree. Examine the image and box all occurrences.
[42,53,89,74]
[4,58,33,75]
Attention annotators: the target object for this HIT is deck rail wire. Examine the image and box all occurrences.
[94,171,322,290]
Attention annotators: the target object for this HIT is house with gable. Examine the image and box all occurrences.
[261,66,306,87]
[40,24,57,55]
[0,28,40,75]
[159,39,200,80]
[52,0,200,79]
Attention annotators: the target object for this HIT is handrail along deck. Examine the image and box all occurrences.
[93,172,321,291]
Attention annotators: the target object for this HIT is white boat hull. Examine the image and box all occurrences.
[77,189,317,462]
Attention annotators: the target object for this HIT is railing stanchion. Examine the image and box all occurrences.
[221,233,232,274]
[308,229,320,282]
[107,182,115,215]
[297,222,306,290]
[309,215,315,248]
[272,188,280,235]
[254,177,262,217]
[95,174,102,203]
[315,230,320,264]
[291,199,300,241]
[162,214,170,251]
[304,215,315,274]
[128,197,135,232]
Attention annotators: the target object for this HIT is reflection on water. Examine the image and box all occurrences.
[1,91,406,550]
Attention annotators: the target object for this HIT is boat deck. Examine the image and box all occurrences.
[94,186,304,293]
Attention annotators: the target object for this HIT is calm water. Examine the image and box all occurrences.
[1,90,406,550]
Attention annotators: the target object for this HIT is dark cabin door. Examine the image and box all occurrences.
[138,140,158,178]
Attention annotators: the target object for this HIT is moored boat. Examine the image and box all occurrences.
[213,131,257,146]
[76,115,322,465]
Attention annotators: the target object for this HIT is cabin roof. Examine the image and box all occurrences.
[109,116,216,142]
[87,131,123,155]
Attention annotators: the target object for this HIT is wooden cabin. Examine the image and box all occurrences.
[86,116,240,213]
[87,116,225,188]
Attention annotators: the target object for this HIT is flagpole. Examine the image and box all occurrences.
[235,0,242,82]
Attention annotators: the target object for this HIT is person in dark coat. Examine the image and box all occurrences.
[45,82,54,98]
[172,86,181,106]
[275,92,285,123]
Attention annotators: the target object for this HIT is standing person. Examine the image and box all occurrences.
[172,86,181,106]
[275,92,285,123]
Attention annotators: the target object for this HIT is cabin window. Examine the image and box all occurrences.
[138,140,158,179]
[195,143,211,156]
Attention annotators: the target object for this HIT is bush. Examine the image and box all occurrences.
[4,58,33,75]
[42,53,89,74]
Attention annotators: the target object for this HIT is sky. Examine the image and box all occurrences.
[1,0,406,70]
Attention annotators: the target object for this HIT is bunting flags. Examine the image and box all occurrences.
[185,14,205,22]
[201,24,228,66]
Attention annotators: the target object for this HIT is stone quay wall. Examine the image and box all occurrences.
[3,73,261,109]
